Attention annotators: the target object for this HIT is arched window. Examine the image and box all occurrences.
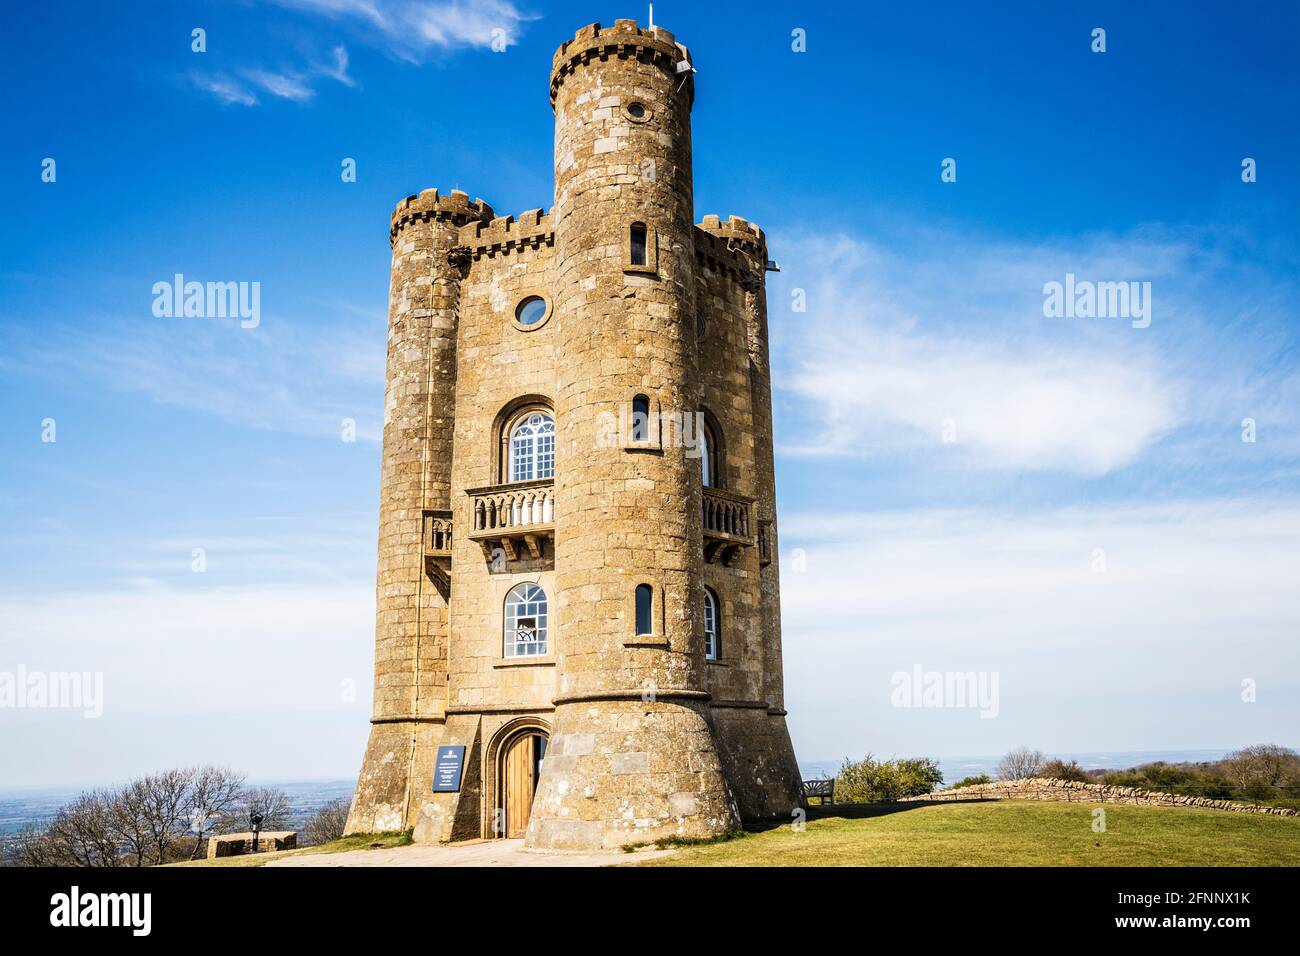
[699,413,721,488]
[701,420,718,487]
[509,412,555,482]
[504,583,548,657]
[630,223,648,266]
[631,395,650,443]
[703,587,720,660]
[634,584,653,636]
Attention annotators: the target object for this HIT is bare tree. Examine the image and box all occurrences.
[137,768,195,864]
[997,746,1045,781]
[7,766,304,867]
[7,825,61,867]
[1220,744,1300,792]
[45,791,122,867]
[185,765,246,860]
[301,799,351,847]
[225,787,293,833]
[108,778,157,866]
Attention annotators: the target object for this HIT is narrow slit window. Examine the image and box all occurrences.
[635,584,653,636]
[631,395,650,443]
[701,420,716,487]
[630,222,648,266]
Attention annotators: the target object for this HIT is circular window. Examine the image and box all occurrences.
[514,296,550,330]
[696,311,706,337]
[624,101,651,123]
[627,102,646,118]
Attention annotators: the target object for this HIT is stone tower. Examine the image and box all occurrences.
[346,19,802,850]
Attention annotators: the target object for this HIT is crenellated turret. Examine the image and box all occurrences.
[346,188,492,835]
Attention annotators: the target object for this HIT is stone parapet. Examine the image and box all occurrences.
[550,20,692,110]
[391,188,494,244]
[206,831,297,859]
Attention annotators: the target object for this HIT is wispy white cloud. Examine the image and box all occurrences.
[771,225,1297,477]
[270,0,534,60]
[241,68,316,102]
[190,73,258,107]
[189,0,530,106]
[192,43,357,107]
[1,311,386,441]
[322,45,355,87]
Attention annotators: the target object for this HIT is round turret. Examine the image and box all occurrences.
[527,20,738,851]
[390,188,493,244]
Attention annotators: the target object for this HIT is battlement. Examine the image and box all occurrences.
[458,208,554,258]
[698,214,767,253]
[390,188,494,243]
[550,20,693,110]
[695,216,769,284]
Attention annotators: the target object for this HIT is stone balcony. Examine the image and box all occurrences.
[423,509,453,593]
[702,486,755,566]
[466,478,555,561]
[444,481,754,571]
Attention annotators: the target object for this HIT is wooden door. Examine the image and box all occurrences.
[503,733,537,838]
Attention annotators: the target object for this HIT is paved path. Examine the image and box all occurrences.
[266,839,670,868]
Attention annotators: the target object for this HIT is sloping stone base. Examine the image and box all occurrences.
[525,698,740,850]
[712,706,803,822]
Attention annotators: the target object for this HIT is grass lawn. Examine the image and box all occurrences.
[640,800,1300,867]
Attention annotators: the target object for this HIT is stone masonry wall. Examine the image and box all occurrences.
[901,776,1297,816]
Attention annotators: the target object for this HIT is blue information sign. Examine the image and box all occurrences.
[432,745,466,793]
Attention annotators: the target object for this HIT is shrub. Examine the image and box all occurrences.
[836,754,944,802]
[1100,770,1147,789]
[1039,759,1090,783]
[951,775,991,789]
[1101,762,1234,800]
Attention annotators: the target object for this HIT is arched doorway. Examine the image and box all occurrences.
[497,727,548,838]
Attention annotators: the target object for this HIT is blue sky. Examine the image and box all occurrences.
[1,0,1297,786]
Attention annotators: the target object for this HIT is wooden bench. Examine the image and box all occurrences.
[802,779,835,805]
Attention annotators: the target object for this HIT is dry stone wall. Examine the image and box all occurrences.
[902,776,1297,816]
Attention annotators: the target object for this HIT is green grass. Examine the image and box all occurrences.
[639,801,1300,867]
[169,830,413,867]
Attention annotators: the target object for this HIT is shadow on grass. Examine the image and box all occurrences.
[742,799,995,833]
